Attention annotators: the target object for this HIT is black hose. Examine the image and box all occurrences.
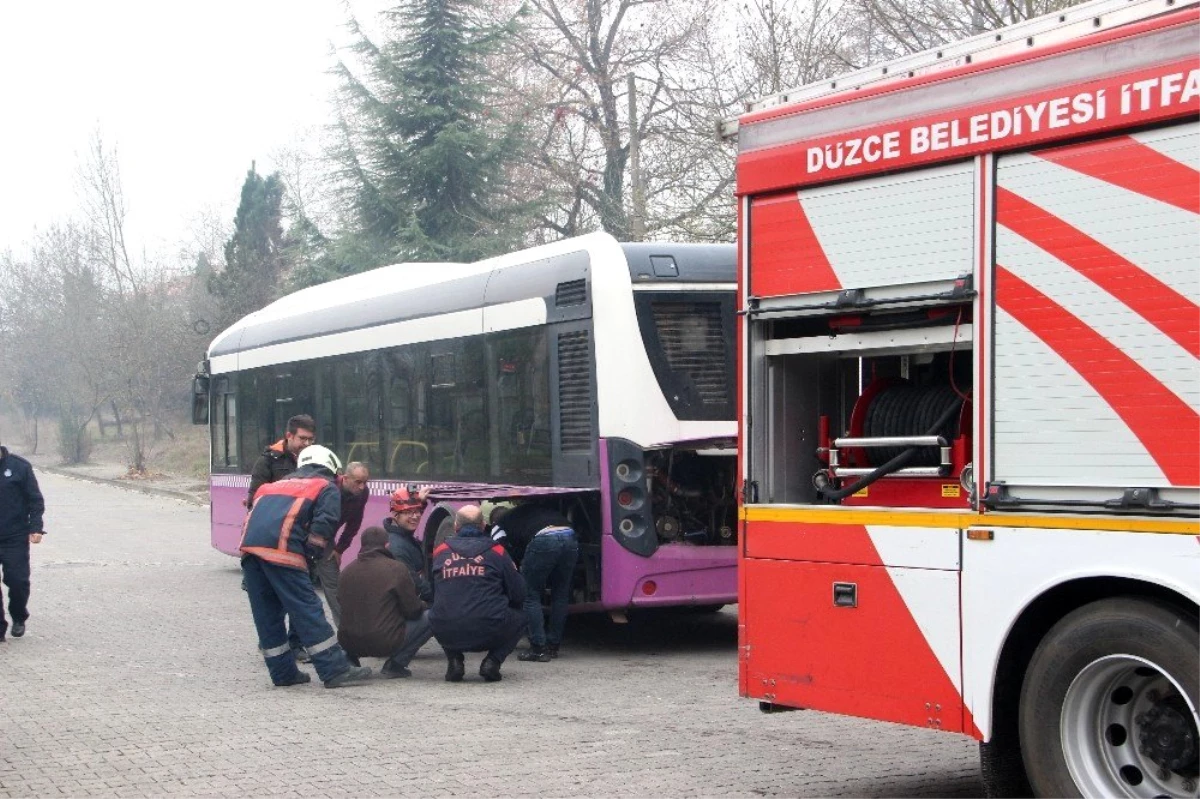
[819,396,965,502]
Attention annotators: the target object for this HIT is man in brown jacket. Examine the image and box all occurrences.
[336,526,433,678]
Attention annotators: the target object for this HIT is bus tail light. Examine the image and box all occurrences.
[618,516,646,537]
[615,459,643,482]
[608,438,657,557]
[617,487,644,509]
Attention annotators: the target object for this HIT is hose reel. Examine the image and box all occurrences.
[817,378,971,502]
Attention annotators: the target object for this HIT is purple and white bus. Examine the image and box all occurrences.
[193,232,737,615]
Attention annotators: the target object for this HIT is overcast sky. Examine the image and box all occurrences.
[0,1,369,258]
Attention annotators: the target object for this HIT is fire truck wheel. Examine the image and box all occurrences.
[1018,597,1199,798]
[979,737,1032,798]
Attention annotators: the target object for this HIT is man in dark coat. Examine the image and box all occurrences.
[246,414,316,508]
[240,445,370,689]
[0,442,45,642]
[382,485,434,603]
[337,526,433,678]
[310,461,371,627]
[429,505,526,683]
[492,502,580,663]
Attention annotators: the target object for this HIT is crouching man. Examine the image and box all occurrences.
[429,505,526,682]
[240,445,371,689]
[337,526,433,678]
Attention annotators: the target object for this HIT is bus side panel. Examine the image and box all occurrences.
[210,478,247,556]
[599,535,737,609]
[742,522,967,733]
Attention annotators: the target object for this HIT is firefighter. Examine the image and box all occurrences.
[240,445,371,688]
[429,505,527,682]
[383,485,434,604]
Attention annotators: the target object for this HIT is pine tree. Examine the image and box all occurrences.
[332,0,532,265]
[208,166,286,325]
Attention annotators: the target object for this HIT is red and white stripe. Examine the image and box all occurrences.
[994,123,1200,490]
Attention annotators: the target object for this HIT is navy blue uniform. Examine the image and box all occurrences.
[429,525,526,663]
[0,446,45,639]
[239,465,356,685]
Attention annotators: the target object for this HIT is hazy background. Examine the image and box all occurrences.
[0,1,368,254]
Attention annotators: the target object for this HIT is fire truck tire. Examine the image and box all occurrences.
[979,738,1031,799]
[1018,597,1199,798]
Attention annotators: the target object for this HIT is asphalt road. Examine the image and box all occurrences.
[0,472,985,797]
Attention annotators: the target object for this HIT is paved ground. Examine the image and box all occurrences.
[0,472,985,797]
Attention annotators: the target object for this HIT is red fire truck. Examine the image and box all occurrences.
[730,0,1198,794]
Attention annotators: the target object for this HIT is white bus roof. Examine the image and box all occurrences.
[206,232,735,368]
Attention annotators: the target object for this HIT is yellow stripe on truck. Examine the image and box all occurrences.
[740,505,1200,535]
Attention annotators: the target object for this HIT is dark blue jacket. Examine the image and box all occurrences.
[490,505,573,564]
[383,517,433,603]
[429,525,525,651]
[0,447,45,541]
[239,465,340,570]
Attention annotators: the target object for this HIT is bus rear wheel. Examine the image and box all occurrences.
[1019,597,1199,798]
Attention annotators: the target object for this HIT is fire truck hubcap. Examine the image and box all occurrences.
[1061,655,1199,798]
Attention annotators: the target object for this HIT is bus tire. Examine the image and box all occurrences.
[1018,597,1199,798]
[432,513,456,550]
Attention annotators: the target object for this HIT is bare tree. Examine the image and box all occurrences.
[490,0,737,241]
[845,0,1082,63]
[77,131,141,295]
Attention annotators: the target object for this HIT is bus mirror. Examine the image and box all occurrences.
[191,375,210,426]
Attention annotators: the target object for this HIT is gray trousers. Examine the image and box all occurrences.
[314,555,342,627]
[389,611,434,669]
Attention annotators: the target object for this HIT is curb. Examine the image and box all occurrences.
[33,464,209,507]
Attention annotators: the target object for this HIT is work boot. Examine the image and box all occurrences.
[11,622,25,638]
[275,671,312,687]
[518,646,551,663]
[323,665,372,688]
[445,652,465,683]
[479,656,503,682]
[292,647,312,664]
[547,644,559,659]
[380,659,412,679]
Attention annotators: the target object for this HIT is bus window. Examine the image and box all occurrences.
[634,294,734,421]
[335,354,384,474]
[384,346,427,477]
[489,328,552,484]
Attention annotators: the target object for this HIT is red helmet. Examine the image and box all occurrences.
[389,485,425,514]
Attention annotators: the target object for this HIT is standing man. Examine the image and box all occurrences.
[312,461,371,627]
[246,414,316,508]
[491,502,580,662]
[337,526,433,678]
[382,486,434,604]
[243,413,317,654]
[429,505,526,682]
[0,441,44,642]
[240,445,371,688]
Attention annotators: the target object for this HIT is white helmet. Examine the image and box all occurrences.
[297,445,342,474]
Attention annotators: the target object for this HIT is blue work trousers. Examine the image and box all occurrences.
[520,532,579,648]
[242,556,354,685]
[0,537,31,636]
